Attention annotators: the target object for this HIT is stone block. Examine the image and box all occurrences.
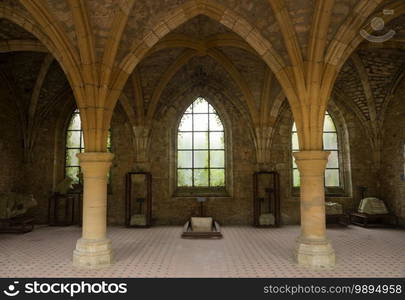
[191,217,213,232]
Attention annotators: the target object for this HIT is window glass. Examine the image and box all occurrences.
[65,109,111,184]
[177,98,225,188]
[292,112,340,188]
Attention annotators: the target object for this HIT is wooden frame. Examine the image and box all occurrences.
[48,194,78,226]
[125,172,152,228]
[253,171,281,227]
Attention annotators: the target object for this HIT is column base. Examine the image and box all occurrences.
[295,236,335,268]
[73,238,113,269]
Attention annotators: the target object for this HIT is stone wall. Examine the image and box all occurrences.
[23,97,74,222]
[106,105,136,225]
[0,86,382,226]
[0,54,400,227]
[268,97,378,224]
[380,84,405,225]
[0,84,24,193]
[147,86,256,225]
[104,89,377,226]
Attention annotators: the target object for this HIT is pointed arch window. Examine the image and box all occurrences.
[65,109,111,184]
[177,97,225,188]
[292,111,340,188]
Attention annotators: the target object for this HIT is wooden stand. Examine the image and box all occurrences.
[181,198,223,239]
[125,172,152,228]
[350,212,397,228]
[253,171,281,227]
[350,196,398,228]
[181,220,222,239]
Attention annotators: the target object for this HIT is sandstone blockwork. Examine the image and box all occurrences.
[0,0,404,226]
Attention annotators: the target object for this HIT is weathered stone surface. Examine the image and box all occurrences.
[380,82,405,225]
[0,80,25,192]
[295,236,335,269]
[334,59,370,120]
[0,18,37,40]
[73,237,113,269]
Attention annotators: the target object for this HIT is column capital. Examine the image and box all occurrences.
[77,152,114,176]
[293,150,330,176]
[293,150,330,161]
[77,152,114,163]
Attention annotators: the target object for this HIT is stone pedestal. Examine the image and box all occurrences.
[73,238,113,268]
[293,151,335,268]
[295,236,335,268]
[73,152,114,268]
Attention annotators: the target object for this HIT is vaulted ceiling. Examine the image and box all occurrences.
[0,0,404,154]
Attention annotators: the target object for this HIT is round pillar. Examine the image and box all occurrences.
[73,152,114,268]
[293,150,335,268]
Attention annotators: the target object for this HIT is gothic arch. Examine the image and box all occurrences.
[109,0,297,118]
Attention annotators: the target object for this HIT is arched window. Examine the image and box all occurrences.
[177,97,225,188]
[292,111,340,188]
[65,109,111,184]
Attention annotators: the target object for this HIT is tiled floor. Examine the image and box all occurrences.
[0,225,404,277]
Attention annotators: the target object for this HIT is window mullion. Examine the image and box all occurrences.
[208,110,211,187]
[191,105,195,188]
[177,99,225,189]
[79,116,82,184]
[292,112,341,189]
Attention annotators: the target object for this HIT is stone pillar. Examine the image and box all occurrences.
[293,151,335,268]
[73,152,114,268]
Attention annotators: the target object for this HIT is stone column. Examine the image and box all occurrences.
[293,150,335,268]
[73,152,114,268]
